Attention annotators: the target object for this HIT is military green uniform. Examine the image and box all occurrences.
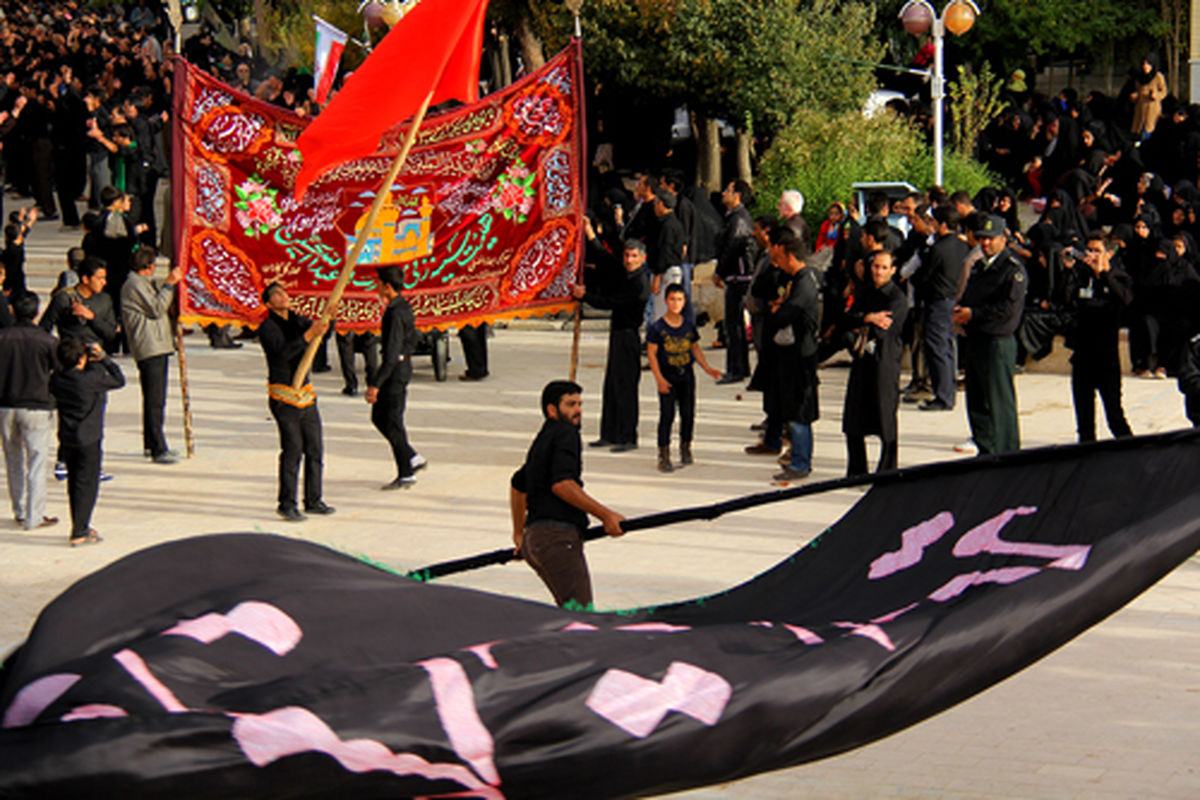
[960,246,1027,454]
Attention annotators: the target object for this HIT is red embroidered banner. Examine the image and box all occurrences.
[171,43,584,332]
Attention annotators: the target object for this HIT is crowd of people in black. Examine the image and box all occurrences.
[584,50,1200,482]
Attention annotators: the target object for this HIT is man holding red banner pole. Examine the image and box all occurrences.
[288,0,491,394]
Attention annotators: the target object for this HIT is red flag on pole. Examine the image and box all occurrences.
[294,0,490,197]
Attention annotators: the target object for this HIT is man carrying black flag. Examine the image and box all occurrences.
[258,282,334,521]
[367,266,423,489]
[510,379,626,608]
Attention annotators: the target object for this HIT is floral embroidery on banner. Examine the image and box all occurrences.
[234,175,284,237]
[492,158,536,224]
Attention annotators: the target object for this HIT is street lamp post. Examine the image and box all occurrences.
[899,0,980,188]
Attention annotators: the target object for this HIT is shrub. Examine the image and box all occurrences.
[755,108,998,228]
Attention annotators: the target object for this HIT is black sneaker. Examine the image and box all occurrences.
[277,506,307,522]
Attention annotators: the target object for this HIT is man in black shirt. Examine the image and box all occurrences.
[258,282,333,521]
[1066,233,1135,441]
[49,338,124,546]
[510,380,626,608]
[0,292,59,530]
[366,266,422,490]
[918,205,970,411]
[714,179,756,384]
[650,189,689,322]
[572,227,650,452]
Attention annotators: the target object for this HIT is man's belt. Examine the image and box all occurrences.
[267,382,315,408]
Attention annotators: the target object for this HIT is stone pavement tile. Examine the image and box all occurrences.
[1035,763,1106,781]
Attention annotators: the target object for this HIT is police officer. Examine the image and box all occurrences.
[952,214,1027,455]
[1065,232,1134,442]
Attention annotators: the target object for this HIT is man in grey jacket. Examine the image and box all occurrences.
[120,246,181,464]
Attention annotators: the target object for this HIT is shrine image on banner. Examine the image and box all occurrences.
[171,43,584,332]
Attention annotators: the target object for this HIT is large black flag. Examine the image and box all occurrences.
[2,432,1199,798]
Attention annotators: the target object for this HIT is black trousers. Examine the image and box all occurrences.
[722,282,750,379]
[1128,308,1160,371]
[521,520,591,609]
[1187,393,1200,427]
[600,328,641,445]
[139,176,159,247]
[923,298,956,407]
[53,146,84,227]
[846,434,897,477]
[372,383,413,479]
[458,323,489,377]
[62,441,101,539]
[1071,358,1132,442]
[30,138,56,217]
[269,399,323,509]
[657,370,696,447]
[137,354,170,455]
[336,332,379,393]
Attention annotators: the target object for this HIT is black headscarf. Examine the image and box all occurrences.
[1135,53,1161,86]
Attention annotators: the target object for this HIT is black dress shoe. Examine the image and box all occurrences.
[588,439,611,448]
[304,501,336,515]
[277,506,307,522]
[609,442,638,452]
[312,364,333,373]
[716,373,745,385]
[342,386,358,396]
[458,373,487,381]
[211,340,243,349]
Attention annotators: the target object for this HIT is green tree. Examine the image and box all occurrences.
[577,0,877,135]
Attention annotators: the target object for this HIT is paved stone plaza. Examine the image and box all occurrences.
[2,217,1198,798]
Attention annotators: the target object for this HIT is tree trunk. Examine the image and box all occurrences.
[696,116,722,193]
[735,129,753,184]
[515,16,545,76]
[1162,0,1185,95]
[252,0,266,57]
[500,34,513,87]
[1105,38,1114,96]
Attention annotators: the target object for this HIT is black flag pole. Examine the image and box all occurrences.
[404,429,1200,581]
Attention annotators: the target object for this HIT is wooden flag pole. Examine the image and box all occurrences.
[568,303,582,381]
[291,89,435,389]
[175,319,196,458]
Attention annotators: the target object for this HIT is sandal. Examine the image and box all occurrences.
[69,530,103,547]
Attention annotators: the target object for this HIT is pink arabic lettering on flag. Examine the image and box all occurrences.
[170,43,584,332]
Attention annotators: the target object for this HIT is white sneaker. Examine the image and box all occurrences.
[953,439,978,455]
[410,453,427,472]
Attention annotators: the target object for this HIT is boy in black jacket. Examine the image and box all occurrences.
[49,338,125,546]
